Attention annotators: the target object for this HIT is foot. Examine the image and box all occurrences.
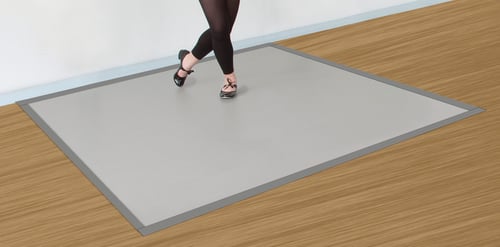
[220,78,237,98]
[176,53,194,78]
[173,50,195,87]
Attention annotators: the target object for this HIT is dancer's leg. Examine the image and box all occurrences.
[196,0,239,74]
[178,0,240,95]
[191,0,239,60]
[177,0,240,77]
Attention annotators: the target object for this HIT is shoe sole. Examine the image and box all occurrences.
[220,92,237,99]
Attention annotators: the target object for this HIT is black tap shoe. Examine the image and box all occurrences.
[173,49,194,87]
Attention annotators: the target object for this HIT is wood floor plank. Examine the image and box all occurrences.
[1,0,499,246]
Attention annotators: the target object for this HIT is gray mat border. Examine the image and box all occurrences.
[19,103,145,230]
[17,43,484,236]
[270,43,479,111]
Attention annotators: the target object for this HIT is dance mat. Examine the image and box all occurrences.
[18,44,483,235]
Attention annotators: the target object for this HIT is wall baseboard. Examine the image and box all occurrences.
[1,0,449,106]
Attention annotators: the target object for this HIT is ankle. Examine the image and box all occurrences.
[224,73,237,84]
[182,53,198,71]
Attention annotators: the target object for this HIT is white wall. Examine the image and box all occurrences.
[0,0,438,97]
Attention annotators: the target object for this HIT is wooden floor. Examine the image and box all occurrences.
[1,0,499,246]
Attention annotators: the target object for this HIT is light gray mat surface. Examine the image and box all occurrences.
[18,44,483,235]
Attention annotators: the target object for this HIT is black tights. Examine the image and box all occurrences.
[191,0,240,75]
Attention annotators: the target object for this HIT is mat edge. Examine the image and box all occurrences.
[18,103,146,231]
